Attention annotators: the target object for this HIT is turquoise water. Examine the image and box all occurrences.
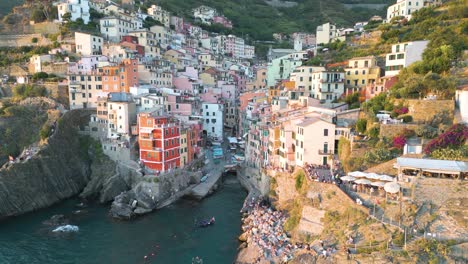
[0,175,246,264]
[0,0,24,15]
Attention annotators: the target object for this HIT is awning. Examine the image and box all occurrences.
[396,158,467,173]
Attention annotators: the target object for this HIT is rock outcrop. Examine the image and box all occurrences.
[0,109,93,219]
[110,169,202,220]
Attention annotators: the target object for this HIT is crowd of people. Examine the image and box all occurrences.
[241,198,295,263]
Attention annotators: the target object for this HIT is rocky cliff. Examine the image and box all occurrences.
[0,109,93,218]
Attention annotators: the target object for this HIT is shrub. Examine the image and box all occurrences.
[430,147,467,161]
[295,171,305,191]
[394,106,409,115]
[416,125,438,139]
[393,135,407,149]
[401,115,413,123]
[424,124,468,154]
[39,124,51,139]
[368,126,380,138]
[356,118,367,134]
[31,37,38,43]
[13,84,47,99]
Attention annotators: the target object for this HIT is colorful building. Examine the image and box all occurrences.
[138,113,181,172]
[102,59,138,93]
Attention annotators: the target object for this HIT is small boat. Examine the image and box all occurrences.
[200,175,208,182]
[198,217,215,228]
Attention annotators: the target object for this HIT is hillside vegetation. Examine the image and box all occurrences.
[142,0,393,40]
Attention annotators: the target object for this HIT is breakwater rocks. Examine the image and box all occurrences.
[110,168,202,220]
[0,110,93,219]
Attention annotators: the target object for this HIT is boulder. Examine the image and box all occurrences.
[134,207,153,215]
[110,202,134,220]
[42,214,69,226]
[238,232,249,242]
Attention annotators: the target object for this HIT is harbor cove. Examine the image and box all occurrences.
[0,174,246,264]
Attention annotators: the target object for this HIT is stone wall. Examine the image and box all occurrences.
[0,34,51,47]
[396,99,454,123]
[379,123,422,139]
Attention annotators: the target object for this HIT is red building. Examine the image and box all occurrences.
[138,112,181,172]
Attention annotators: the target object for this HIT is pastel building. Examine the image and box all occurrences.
[202,103,224,141]
[75,32,103,56]
[386,0,425,21]
[68,71,105,109]
[102,59,139,93]
[385,40,428,76]
[106,92,136,139]
[295,116,336,166]
[100,16,137,42]
[57,0,90,24]
[344,56,381,94]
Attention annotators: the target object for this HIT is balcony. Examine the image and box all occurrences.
[101,23,115,27]
[318,149,334,155]
[320,79,344,83]
[320,88,334,93]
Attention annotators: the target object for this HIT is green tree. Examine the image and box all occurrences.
[61,12,71,22]
[356,118,367,134]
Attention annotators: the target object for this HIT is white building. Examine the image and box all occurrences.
[295,117,336,166]
[290,65,326,93]
[316,23,345,45]
[100,16,137,43]
[455,88,468,124]
[309,70,345,102]
[57,0,90,24]
[193,6,217,24]
[150,25,171,49]
[386,0,425,21]
[385,40,428,76]
[75,32,103,56]
[147,4,170,28]
[202,103,224,141]
[244,45,255,59]
[134,93,166,113]
[30,54,52,73]
[106,92,136,139]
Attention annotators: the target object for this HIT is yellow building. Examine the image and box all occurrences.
[180,128,188,167]
[344,56,381,94]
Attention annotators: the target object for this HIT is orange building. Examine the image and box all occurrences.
[138,112,181,172]
[102,59,138,93]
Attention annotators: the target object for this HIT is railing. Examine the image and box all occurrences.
[320,78,344,83]
[318,149,334,155]
[320,88,333,93]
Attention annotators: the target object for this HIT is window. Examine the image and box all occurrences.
[389,55,396,60]
[324,129,328,136]
[397,54,404,59]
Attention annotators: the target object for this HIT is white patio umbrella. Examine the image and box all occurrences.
[349,171,367,178]
[340,176,356,181]
[355,179,372,185]
[370,181,386,187]
[365,173,380,180]
[378,175,395,182]
[384,182,400,193]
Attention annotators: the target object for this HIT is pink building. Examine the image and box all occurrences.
[166,94,193,116]
[365,75,398,100]
[170,16,184,33]
[213,16,233,28]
